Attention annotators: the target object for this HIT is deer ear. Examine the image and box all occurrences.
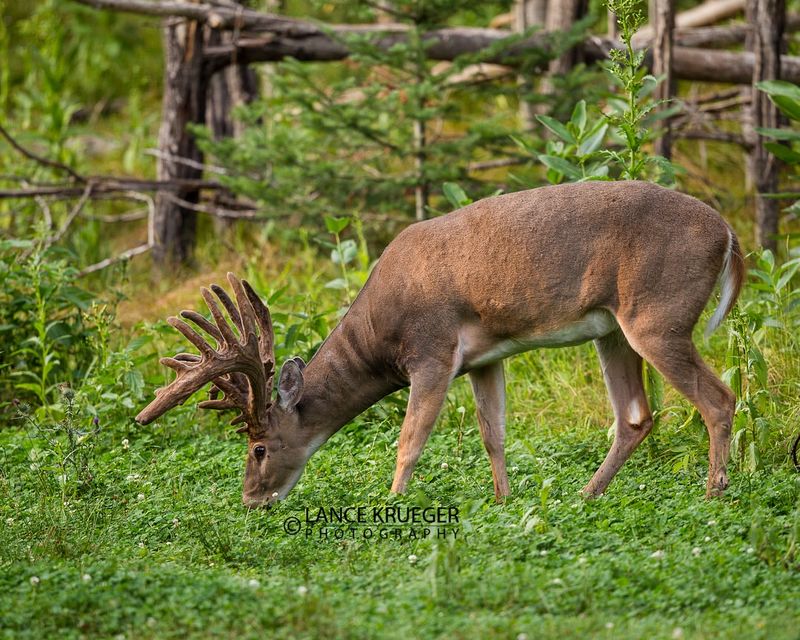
[290,356,306,371]
[278,358,304,411]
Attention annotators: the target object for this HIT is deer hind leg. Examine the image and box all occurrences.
[390,362,454,495]
[619,323,735,498]
[582,330,653,498]
[469,361,510,502]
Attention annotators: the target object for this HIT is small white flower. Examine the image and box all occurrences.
[297,585,308,596]
[605,622,614,629]
[6,517,14,526]
[550,578,564,586]
[539,550,548,557]
[552,499,561,506]
[407,554,418,565]
[517,634,528,640]
[692,547,702,557]
[271,492,279,498]
[441,462,449,470]
[707,520,716,526]
[125,474,140,482]
[29,576,40,586]
[122,438,129,450]
[577,556,588,565]
[746,546,754,554]
[392,440,398,448]
[82,573,92,582]
[650,550,665,559]
[147,617,157,628]
[137,493,145,501]
[138,541,145,548]
[248,579,260,588]
[511,466,520,473]
[172,518,180,527]
[704,536,711,542]
[638,484,646,490]
[672,628,684,639]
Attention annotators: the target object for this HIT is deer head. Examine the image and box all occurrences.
[135,273,312,508]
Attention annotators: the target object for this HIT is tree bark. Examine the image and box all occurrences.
[206,11,260,234]
[748,0,785,251]
[514,0,547,127]
[650,0,675,159]
[153,19,207,266]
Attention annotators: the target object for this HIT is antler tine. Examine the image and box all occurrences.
[167,316,215,356]
[227,273,258,343]
[201,287,238,347]
[241,278,275,364]
[210,283,243,336]
[180,310,223,345]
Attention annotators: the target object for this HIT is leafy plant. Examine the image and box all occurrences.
[527,0,676,185]
[756,79,800,217]
[0,238,98,411]
[525,100,610,183]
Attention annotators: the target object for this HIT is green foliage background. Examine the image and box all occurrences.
[1,1,800,639]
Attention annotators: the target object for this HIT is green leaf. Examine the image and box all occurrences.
[324,278,349,290]
[570,100,587,135]
[331,239,358,265]
[756,79,800,101]
[764,142,800,164]
[538,155,582,180]
[771,95,800,122]
[577,123,608,156]
[442,182,472,210]
[535,115,576,145]
[126,335,153,352]
[755,127,800,142]
[324,216,350,235]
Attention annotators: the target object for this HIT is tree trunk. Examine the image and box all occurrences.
[206,13,261,233]
[153,19,207,267]
[514,0,547,127]
[650,0,675,159]
[748,0,785,251]
[545,0,586,78]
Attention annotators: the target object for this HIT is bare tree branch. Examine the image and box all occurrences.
[46,182,94,248]
[0,177,226,199]
[0,122,85,182]
[79,243,152,276]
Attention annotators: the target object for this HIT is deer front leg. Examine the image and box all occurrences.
[391,365,453,494]
[469,362,510,502]
[581,331,653,498]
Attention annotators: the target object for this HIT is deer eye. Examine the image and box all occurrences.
[253,445,266,459]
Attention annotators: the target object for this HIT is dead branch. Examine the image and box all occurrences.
[79,243,152,276]
[0,177,226,200]
[144,148,230,175]
[162,192,260,219]
[46,182,94,248]
[0,122,85,182]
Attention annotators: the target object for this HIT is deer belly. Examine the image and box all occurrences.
[459,309,618,370]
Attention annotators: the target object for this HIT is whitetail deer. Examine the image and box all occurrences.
[136,181,744,507]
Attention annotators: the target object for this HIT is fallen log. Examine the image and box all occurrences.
[72,0,800,84]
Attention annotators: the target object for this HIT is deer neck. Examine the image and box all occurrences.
[298,312,402,445]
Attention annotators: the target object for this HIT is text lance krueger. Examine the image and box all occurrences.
[303,505,459,525]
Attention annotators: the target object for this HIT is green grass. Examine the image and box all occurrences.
[2,343,799,639]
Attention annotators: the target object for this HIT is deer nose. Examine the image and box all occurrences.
[242,493,277,509]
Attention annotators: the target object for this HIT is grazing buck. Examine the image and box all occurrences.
[137,181,744,507]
